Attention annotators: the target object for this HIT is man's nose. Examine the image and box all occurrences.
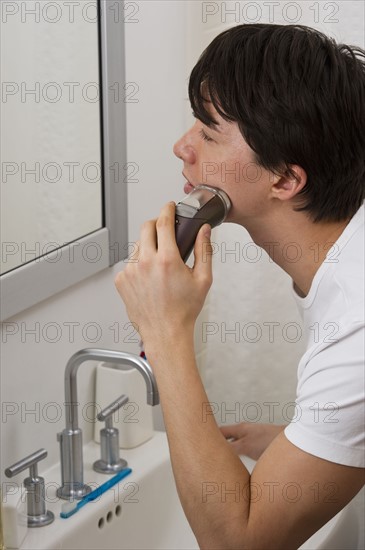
[173,133,196,164]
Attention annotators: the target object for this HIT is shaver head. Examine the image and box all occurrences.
[175,184,231,262]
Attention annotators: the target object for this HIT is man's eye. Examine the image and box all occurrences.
[199,129,213,142]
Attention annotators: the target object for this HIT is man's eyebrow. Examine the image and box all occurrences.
[192,104,223,133]
[192,107,224,134]
[207,123,222,133]
[203,121,223,134]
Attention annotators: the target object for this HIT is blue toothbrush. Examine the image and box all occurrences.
[60,468,132,518]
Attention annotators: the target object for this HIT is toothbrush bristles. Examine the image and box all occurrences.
[60,501,77,518]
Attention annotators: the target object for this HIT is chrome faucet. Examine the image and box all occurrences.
[56,348,159,500]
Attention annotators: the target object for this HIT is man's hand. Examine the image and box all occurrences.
[114,202,213,351]
[220,422,285,460]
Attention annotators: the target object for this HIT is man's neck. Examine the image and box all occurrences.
[243,210,351,297]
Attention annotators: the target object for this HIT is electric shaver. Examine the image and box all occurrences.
[175,184,231,262]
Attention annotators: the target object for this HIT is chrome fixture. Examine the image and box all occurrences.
[5,449,54,527]
[93,394,129,474]
[57,349,159,500]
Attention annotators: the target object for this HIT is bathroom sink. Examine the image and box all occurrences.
[15,432,197,550]
[8,431,360,550]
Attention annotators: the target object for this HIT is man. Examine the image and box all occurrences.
[115,24,364,548]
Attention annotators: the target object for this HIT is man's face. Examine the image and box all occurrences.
[173,102,276,225]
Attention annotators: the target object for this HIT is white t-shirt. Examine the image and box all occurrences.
[284,203,365,467]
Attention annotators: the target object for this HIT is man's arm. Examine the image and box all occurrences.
[146,339,364,549]
[115,203,364,549]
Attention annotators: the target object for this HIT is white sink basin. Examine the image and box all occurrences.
[15,432,197,550]
[6,431,360,550]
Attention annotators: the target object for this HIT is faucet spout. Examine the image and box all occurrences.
[65,348,159,431]
[57,348,159,500]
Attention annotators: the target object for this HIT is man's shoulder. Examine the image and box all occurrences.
[331,205,364,319]
[314,204,364,325]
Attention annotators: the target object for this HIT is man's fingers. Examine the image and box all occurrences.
[155,202,179,256]
[220,424,241,440]
[139,219,157,258]
[220,424,236,437]
[193,223,213,283]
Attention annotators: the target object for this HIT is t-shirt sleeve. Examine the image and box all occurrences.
[284,325,365,467]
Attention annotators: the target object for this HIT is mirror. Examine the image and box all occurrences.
[0,0,128,321]
[1,0,102,275]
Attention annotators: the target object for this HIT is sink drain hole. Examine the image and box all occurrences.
[97,504,122,529]
[98,517,105,529]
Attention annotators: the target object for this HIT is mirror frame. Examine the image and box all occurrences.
[0,0,128,321]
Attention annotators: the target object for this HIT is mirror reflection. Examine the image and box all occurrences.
[1,0,102,274]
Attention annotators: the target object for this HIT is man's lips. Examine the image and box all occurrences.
[183,173,195,194]
[184,181,195,194]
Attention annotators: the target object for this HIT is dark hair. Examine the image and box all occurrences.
[189,24,365,222]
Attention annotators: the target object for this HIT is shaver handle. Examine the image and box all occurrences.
[175,215,207,263]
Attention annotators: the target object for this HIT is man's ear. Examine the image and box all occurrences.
[270,165,307,201]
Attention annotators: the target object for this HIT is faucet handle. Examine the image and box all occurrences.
[97,393,129,424]
[5,448,47,478]
[5,449,54,527]
[93,394,129,474]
